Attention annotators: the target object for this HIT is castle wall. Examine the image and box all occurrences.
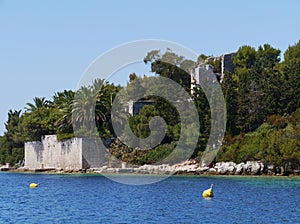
[82,139,107,168]
[59,137,83,170]
[24,141,43,169]
[190,63,214,92]
[192,52,236,86]
[221,52,236,74]
[24,135,108,170]
[24,135,82,170]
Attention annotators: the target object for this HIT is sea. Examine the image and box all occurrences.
[0,172,299,224]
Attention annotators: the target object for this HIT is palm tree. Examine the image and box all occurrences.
[110,89,130,136]
[72,79,124,137]
[72,86,98,133]
[53,90,75,133]
[25,97,51,113]
[53,90,74,109]
[95,80,127,136]
[93,79,110,128]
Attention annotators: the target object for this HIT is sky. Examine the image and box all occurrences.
[1,0,300,135]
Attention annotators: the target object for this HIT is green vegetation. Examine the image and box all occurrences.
[1,41,300,171]
[218,110,300,169]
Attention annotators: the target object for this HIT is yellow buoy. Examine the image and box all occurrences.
[202,184,213,198]
[29,183,39,189]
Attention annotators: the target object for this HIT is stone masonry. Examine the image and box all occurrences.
[24,135,106,171]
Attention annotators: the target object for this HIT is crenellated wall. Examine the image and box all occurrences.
[24,135,106,170]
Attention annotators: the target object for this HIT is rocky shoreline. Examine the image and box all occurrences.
[86,161,299,176]
[4,160,299,176]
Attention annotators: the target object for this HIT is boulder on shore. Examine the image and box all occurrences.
[205,161,265,175]
[69,160,298,176]
[214,162,236,174]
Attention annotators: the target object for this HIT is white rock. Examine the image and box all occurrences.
[208,168,216,173]
[215,162,236,174]
[243,161,262,174]
[235,162,245,174]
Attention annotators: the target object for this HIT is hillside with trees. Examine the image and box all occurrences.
[0,41,299,173]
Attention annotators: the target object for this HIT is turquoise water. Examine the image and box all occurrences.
[0,173,299,224]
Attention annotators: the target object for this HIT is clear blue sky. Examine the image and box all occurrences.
[1,0,300,134]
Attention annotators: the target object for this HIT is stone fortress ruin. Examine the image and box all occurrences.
[24,135,107,171]
[191,52,236,87]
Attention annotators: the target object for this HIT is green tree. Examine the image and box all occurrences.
[232,44,282,133]
[221,72,238,135]
[144,49,193,91]
[233,45,256,70]
[20,107,59,141]
[98,81,122,137]
[20,97,56,141]
[281,41,300,113]
[72,79,121,137]
[53,90,75,139]
[25,97,51,113]
[72,86,98,135]
[284,40,300,62]
[191,82,211,154]
[3,110,23,156]
[218,110,300,172]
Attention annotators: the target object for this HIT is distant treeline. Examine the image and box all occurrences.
[1,41,300,169]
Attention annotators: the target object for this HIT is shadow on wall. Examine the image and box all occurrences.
[24,135,108,171]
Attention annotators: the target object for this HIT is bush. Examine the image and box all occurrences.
[218,112,300,169]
